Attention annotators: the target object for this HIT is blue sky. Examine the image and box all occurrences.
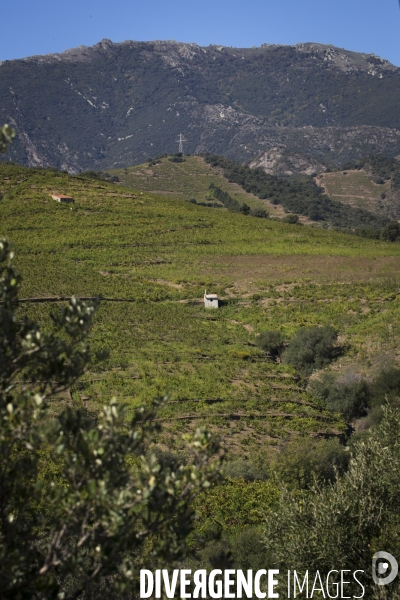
[2,0,400,65]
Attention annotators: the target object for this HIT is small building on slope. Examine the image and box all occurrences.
[50,193,74,203]
[204,290,219,309]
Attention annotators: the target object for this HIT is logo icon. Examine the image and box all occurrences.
[372,552,398,586]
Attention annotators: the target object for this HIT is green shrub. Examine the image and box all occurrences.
[230,527,272,570]
[194,478,279,535]
[224,459,266,481]
[270,436,349,489]
[309,372,370,419]
[282,213,299,224]
[168,153,185,163]
[282,325,338,376]
[255,330,283,359]
[250,208,269,218]
[370,367,400,407]
[381,222,400,241]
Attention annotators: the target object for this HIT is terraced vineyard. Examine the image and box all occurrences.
[109,155,289,219]
[1,161,400,463]
[318,169,390,213]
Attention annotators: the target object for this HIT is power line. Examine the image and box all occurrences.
[176,133,187,154]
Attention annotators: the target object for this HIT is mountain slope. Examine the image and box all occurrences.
[108,155,289,219]
[1,39,400,171]
[110,154,396,230]
[2,161,400,460]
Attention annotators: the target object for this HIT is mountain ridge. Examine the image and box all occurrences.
[1,38,400,172]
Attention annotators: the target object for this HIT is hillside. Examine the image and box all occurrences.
[316,155,400,221]
[110,154,397,230]
[108,155,290,219]
[1,39,400,171]
[318,169,390,213]
[1,162,400,464]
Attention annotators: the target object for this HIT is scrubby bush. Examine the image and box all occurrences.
[81,170,102,179]
[381,222,400,241]
[168,153,185,163]
[230,527,271,570]
[250,208,269,218]
[370,367,400,407]
[309,372,370,419]
[282,325,338,376]
[255,330,284,360]
[270,436,348,489]
[282,213,299,224]
[224,459,266,481]
[203,154,389,230]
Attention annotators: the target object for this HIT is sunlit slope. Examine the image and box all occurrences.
[108,155,288,218]
[1,163,400,459]
[317,169,395,217]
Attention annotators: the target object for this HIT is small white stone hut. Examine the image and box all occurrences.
[204,290,219,309]
[50,193,74,203]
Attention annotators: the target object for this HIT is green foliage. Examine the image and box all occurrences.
[194,477,279,535]
[168,154,185,163]
[203,154,390,230]
[200,526,271,572]
[251,208,269,218]
[282,213,300,224]
[355,226,382,240]
[223,459,266,481]
[264,407,400,597]
[0,124,15,154]
[343,154,400,191]
[255,330,284,359]
[209,183,244,214]
[282,325,338,376]
[370,368,400,408]
[309,372,370,419]
[381,221,400,241]
[229,527,271,571]
[0,239,222,599]
[113,156,269,216]
[80,170,104,180]
[270,436,349,489]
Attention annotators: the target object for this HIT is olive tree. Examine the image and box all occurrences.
[264,406,400,598]
[0,239,222,599]
[282,325,338,376]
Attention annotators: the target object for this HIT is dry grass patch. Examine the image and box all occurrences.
[208,254,400,285]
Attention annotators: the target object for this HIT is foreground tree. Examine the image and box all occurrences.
[0,239,222,599]
[264,406,400,598]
